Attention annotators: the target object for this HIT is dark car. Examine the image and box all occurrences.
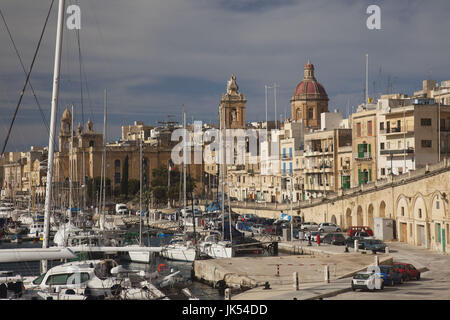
[394,263,421,281]
[321,233,346,245]
[360,239,387,253]
[345,235,369,247]
[375,265,403,286]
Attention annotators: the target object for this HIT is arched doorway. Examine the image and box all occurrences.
[345,208,352,229]
[356,206,363,226]
[379,201,386,218]
[367,204,374,230]
[331,215,337,225]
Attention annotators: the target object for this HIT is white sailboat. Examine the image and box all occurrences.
[160,110,198,262]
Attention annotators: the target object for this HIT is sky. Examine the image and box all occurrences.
[1,0,450,152]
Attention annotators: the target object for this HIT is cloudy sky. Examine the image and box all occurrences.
[1,0,449,152]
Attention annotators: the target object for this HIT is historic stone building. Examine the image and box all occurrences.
[53,108,204,208]
[291,60,329,129]
[219,74,246,130]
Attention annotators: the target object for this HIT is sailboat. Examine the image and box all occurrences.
[160,110,198,262]
[197,92,235,259]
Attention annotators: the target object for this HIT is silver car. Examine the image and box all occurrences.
[318,222,341,233]
[300,222,319,231]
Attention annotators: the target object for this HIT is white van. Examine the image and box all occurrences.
[115,204,128,215]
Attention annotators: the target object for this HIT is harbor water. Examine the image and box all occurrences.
[0,238,223,300]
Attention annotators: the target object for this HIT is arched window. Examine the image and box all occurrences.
[89,140,94,147]
[308,107,314,119]
[115,160,120,168]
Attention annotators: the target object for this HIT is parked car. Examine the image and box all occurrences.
[318,222,341,233]
[229,197,238,202]
[351,272,384,291]
[240,214,258,222]
[300,222,319,231]
[360,239,387,253]
[394,263,421,281]
[321,233,346,245]
[374,265,404,286]
[345,235,369,247]
[347,226,374,237]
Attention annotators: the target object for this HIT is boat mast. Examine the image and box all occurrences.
[139,137,143,246]
[221,105,225,239]
[102,88,107,229]
[69,104,73,226]
[183,106,186,230]
[42,0,65,273]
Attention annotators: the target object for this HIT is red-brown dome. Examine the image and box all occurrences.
[294,80,328,97]
[291,60,328,101]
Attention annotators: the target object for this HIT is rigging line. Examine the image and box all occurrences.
[0,0,55,157]
[0,8,49,134]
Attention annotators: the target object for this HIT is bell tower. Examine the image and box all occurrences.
[219,74,246,129]
[59,106,72,152]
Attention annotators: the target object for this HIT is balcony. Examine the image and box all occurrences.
[355,152,372,160]
[380,147,415,156]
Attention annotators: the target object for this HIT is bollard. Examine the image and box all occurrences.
[375,255,379,266]
[324,265,330,283]
[276,264,280,277]
[224,288,231,300]
[354,240,359,252]
[385,246,389,254]
[293,272,299,291]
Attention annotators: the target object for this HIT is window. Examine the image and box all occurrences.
[380,122,384,130]
[380,143,385,150]
[114,173,120,184]
[401,207,405,216]
[418,208,422,219]
[115,160,120,168]
[289,148,293,158]
[381,168,385,176]
[33,273,47,285]
[421,140,432,148]
[67,273,90,284]
[421,118,432,126]
[367,120,373,136]
[89,140,94,147]
[308,108,314,119]
[46,273,71,285]
[356,123,361,137]
[289,162,293,174]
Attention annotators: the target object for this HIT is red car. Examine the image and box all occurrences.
[394,263,421,281]
[347,226,374,237]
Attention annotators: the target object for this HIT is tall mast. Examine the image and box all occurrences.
[221,106,225,238]
[69,104,73,226]
[102,88,107,228]
[42,0,65,273]
[183,106,186,228]
[139,138,143,246]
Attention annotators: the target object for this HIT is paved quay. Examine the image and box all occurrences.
[193,240,393,300]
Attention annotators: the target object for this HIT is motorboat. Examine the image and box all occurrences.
[24,259,171,300]
[160,238,198,262]
[198,231,234,259]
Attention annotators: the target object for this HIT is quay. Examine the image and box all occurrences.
[193,240,393,300]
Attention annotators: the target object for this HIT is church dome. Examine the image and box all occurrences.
[291,60,328,101]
